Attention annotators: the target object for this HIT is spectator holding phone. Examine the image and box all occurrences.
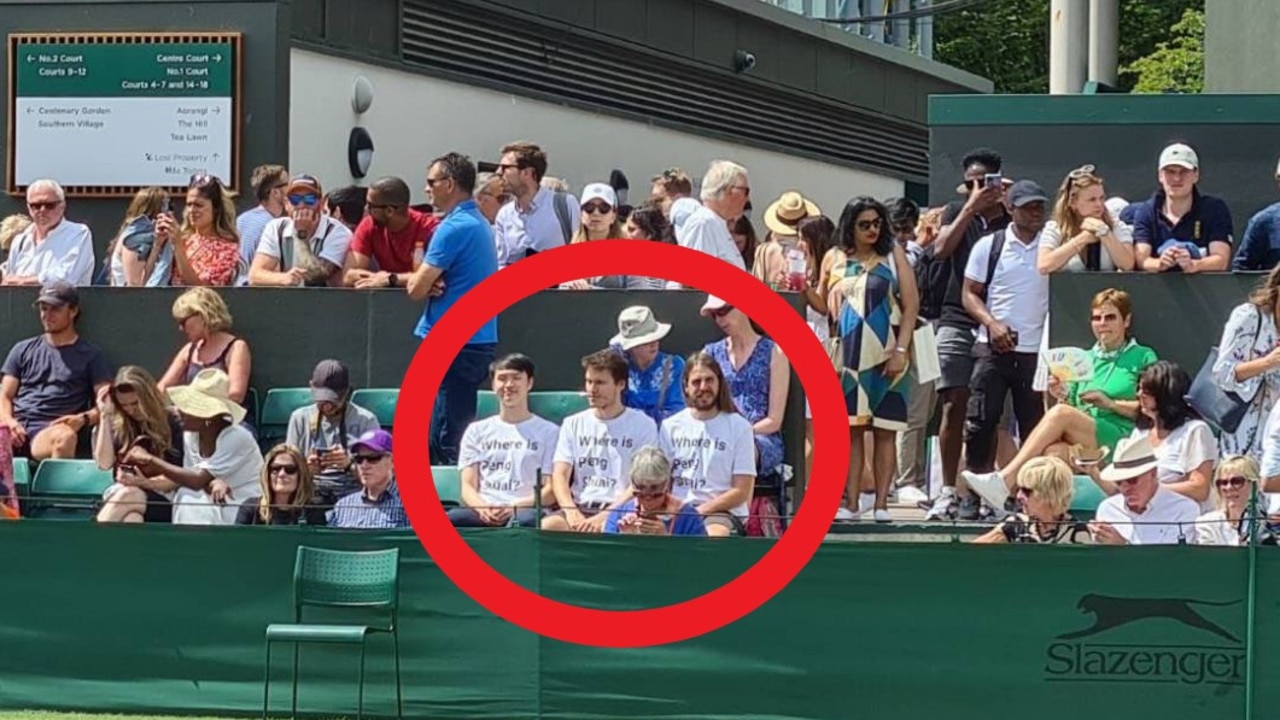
[285,359,381,508]
[93,365,184,524]
[106,187,175,287]
[604,446,707,537]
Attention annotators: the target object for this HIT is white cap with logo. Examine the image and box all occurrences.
[1158,143,1199,171]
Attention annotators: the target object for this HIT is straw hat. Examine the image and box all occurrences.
[763,191,821,237]
[166,368,246,425]
[1099,435,1160,483]
[611,306,672,351]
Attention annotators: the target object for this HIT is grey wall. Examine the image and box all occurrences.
[1205,0,1280,93]
[0,0,291,251]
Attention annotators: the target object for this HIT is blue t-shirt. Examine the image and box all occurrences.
[414,200,498,344]
[1,335,112,433]
[1128,188,1233,270]
[603,498,708,536]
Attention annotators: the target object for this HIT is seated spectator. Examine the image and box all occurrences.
[235,164,289,277]
[542,350,659,533]
[236,444,327,526]
[107,187,174,287]
[124,369,263,525]
[323,184,366,232]
[345,176,440,289]
[973,457,1087,544]
[93,366,184,524]
[1196,455,1264,546]
[1129,143,1232,274]
[165,173,242,287]
[249,175,352,287]
[964,289,1157,511]
[604,446,707,537]
[609,306,686,426]
[701,296,789,478]
[449,353,557,528]
[328,429,407,529]
[157,287,253,418]
[0,281,112,460]
[1211,263,1280,460]
[286,359,381,507]
[2,179,94,286]
[658,352,756,537]
[1089,435,1201,545]
[1037,164,1135,273]
[1232,157,1280,272]
[0,213,32,267]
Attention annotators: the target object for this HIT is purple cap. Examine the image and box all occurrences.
[349,428,392,455]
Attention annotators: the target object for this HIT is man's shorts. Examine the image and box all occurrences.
[936,325,977,393]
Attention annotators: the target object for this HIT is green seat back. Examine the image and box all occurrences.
[431,466,462,507]
[259,388,313,447]
[476,391,499,420]
[29,459,113,518]
[351,388,398,428]
[475,391,588,426]
[1071,475,1108,520]
[12,457,32,496]
[294,546,400,610]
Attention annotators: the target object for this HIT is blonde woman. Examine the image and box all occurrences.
[1196,456,1265,546]
[1037,165,1135,273]
[157,173,241,286]
[93,366,184,524]
[974,456,1087,544]
[236,444,325,525]
[0,214,32,266]
[157,287,253,411]
[108,186,173,287]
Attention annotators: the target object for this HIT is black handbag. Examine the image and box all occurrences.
[1186,307,1262,434]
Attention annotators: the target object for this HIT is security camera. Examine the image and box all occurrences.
[733,50,756,73]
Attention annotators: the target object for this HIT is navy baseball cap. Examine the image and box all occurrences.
[1008,180,1049,208]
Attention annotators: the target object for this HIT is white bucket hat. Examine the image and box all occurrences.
[611,306,672,351]
[166,368,247,425]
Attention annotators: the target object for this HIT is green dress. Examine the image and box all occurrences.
[1066,339,1158,458]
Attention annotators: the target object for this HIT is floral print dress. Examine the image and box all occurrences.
[1212,302,1280,460]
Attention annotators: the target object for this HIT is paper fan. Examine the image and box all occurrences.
[1044,347,1093,383]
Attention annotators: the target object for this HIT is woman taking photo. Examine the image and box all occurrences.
[159,172,241,287]
[1210,263,1280,460]
[107,187,174,287]
[94,366,184,524]
[236,444,326,525]
[1037,164,1135,273]
[973,457,1086,544]
[821,196,919,523]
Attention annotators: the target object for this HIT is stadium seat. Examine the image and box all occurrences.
[264,546,403,720]
[12,457,32,497]
[475,390,589,425]
[431,466,462,507]
[28,459,113,519]
[352,388,399,428]
[243,386,261,428]
[475,390,499,419]
[258,387,313,449]
[1070,475,1108,521]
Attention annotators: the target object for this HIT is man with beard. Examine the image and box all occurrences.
[658,351,756,537]
[344,176,440,288]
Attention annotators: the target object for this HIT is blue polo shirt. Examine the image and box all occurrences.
[1128,188,1233,270]
[414,199,499,345]
[1233,202,1280,271]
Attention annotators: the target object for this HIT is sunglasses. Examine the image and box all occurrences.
[1090,312,1121,323]
[582,203,613,215]
[1216,476,1248,489]
[27,201,59,211]
[633,484,666,497]
[353,454,386,465]
[288,193,320,207]
[189,172,220,189]
[1068,164,1097,180]
[856,219,882,232]
[1015,485,1035,497]
[271,464,300,476]
[709,305,734,318]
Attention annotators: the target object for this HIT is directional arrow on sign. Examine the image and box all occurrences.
[213,54,223,62]
[26,107,33,114]
[26,54,34,63]
[212,152,221,160]
[212,106,221,114]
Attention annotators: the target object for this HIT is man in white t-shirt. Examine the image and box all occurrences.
[1090,435,1200,545]
[668,160,748,287]
[450,354,558,528]
[659,352,755,537]
[542,349,658,533]
[2,179,95,287]
[248,174,353,287]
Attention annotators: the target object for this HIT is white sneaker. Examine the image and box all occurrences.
[924,487,956,520]
[858,492,876,514]
[963,470,1010,510]
[834,507,858,521]
[897,485,929,506]
[873,509,893,524]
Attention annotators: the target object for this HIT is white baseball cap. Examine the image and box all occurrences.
[580,182,617,208]
[1158,143,1199,171]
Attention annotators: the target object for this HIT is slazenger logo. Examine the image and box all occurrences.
[1043,594,1244,687]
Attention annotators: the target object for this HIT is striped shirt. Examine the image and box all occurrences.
[327,483,408,529]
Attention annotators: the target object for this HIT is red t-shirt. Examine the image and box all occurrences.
[350,208,440,273]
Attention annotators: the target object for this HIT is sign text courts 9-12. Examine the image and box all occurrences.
[11,39,235,188]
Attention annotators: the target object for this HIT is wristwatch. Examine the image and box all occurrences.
[387,273,398,288]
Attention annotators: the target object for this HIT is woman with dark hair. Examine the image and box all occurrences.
[793,214,838,482]
[623,201,674,244]
[822,197,920,522]
[158,173,242,287]
[93,365,185,523]
[1210,263,1280,460]
[729,215,759,273]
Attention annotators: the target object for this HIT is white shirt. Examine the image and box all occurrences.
[659,409,756,517]
[173,424,264,525]
[494,187,579,267]
[4,219,95,286]
[1260,401,1280,481]
[964,228,1049,353]
[677,204,746,272]
[1132,421,1219,512]
[553,407,657,506]
[457,415,559,505]
[1037,215,1133,272]
[256,214,353,269]
[1096,486,1201,545]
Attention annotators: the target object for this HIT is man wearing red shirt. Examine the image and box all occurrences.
[344,176,440,289]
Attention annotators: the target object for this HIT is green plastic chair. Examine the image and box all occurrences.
[475,390,499,420]
[352,388,399,428]
[1071,475,1108,521]
[475,390,588,425]
[431,466,462,507]
[28,459,113,519]
[263,546,402,720]
[11,457,32,498]
[258,388,313,449]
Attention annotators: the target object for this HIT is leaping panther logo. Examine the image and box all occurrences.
[1057,594,1241,643]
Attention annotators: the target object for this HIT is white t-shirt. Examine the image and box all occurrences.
[1095,486,1201,545]
[553,407,658,506]
[1131,420,1219,512]
[659,409,756,517]
[457,415,559,505]
[173,424,265,525]
[257,214,353,269]
[1038,215,1133,272]
[964,229,1049,353]
[1260,401,1280,481]
[4,220,95,286]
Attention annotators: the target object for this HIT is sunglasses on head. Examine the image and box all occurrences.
[1068,164,1098,180]
[289,193,320,207]
[1216,476,1248,489]
[189,172,220,189]
[582,203,613,215]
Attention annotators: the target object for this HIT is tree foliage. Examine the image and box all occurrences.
[934,0,1204,94]
[1121,7,1204,93]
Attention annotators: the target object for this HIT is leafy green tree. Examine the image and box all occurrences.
[1121,7,1204,93]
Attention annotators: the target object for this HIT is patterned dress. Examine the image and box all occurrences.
[829,252,909,431]
[704,337,784,474]
[1212,303,1280,460]
[173,234,241,287]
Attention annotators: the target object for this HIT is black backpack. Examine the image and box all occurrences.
[913,245,951,321]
